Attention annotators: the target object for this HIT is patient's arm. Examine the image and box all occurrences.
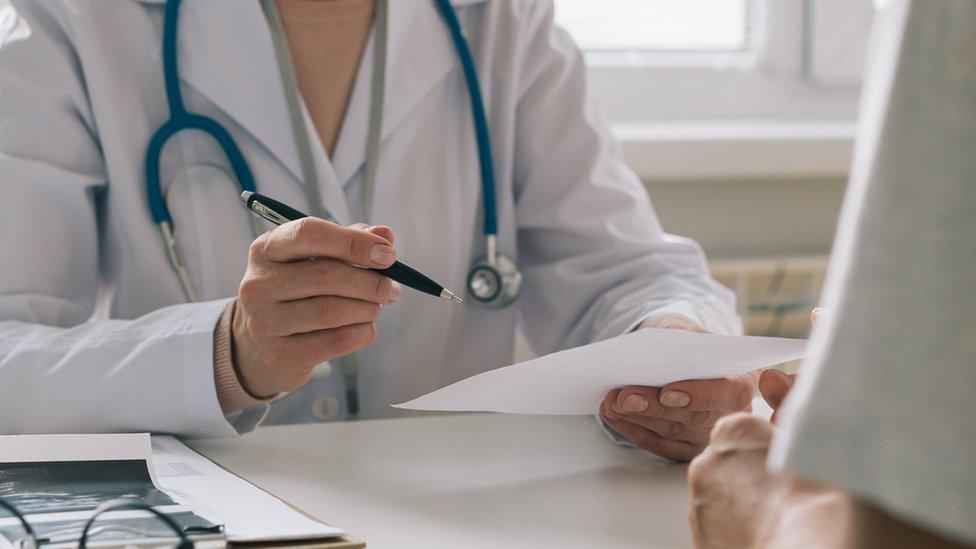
[688,414,969,549]
[841,499,971,549]
[760,490,970,549]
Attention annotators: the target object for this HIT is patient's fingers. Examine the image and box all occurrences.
[709,412,773,447]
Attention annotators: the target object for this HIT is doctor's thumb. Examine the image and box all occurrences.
[758,369,795,423]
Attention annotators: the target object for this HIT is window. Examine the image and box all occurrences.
[553,0,753,53]
[551,0,874,180]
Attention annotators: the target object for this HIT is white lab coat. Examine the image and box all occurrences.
[0,0,740,437]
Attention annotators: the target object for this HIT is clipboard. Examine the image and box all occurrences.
[196,448,364,549]
[225,498,364,549]
[230,536,364,548]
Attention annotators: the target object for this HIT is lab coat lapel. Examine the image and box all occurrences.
[330,0,457,189]
[176,0,352,224]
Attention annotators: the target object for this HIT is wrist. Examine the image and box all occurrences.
[755,480,851,549]
[638,311,705,332]
[228,300,280,400]
[214,300,277,415]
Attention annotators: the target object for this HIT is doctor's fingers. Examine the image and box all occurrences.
[285,322,378,367]
[601,397,711,444]
[349,223,395,246]
[245,258,402,304]
[758,369,796,423]
[607,387,724,426]
[615,414,711,446]
[658,374,756,413]
[252,217,397,268]
[254,297,383,337]
[600,402,700,462]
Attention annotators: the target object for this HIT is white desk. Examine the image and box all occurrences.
[189,414,692,549]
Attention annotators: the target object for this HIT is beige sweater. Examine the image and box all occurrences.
[215,0,376,414]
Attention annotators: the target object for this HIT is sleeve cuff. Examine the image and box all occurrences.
[596,415,638,448]
[213,300,278,415]
[625,301,707,334]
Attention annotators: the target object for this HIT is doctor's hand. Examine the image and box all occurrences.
[758,307,821,423]
[598,313,758,462]
[231,219,403,398]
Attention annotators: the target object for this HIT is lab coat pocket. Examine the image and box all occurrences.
[165,164,257,301]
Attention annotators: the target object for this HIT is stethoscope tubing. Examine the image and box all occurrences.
[146,114,257,225]
[147,0,257,226]
[433,0,498,238]
[147,0,518,306]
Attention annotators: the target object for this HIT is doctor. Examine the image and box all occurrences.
[0,0,749,461]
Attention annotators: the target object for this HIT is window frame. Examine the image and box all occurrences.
[563,0,871,180]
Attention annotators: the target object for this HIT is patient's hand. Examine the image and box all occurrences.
[598,313,757,462]
[689,413,781,548]
[688,413,849,549]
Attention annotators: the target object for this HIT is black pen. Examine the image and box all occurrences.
[240,191,462,303]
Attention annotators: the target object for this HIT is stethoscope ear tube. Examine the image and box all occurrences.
[433,0,498,237]
[149,0,521,307]
[434,0,524,306]
[149,0,262,302]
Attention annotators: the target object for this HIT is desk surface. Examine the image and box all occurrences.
[189,414,691,549]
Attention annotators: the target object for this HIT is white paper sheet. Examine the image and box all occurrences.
[394,329,807,415]
[151,436,343,542]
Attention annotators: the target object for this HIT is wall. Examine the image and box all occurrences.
[644,176,848,260]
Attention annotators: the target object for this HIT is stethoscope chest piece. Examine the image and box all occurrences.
[467,253,522,308]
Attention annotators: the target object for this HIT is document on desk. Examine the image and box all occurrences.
[394,329,807,415]
[151,436,344,543]
[0,433,344,546]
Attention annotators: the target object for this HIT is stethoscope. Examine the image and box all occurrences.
[146,0,522,308]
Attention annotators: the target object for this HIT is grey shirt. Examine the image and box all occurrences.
[769,0,976,545]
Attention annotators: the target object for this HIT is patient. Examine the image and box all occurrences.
[686,1,976,547]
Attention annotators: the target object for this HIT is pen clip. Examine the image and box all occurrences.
[246,198,292,226]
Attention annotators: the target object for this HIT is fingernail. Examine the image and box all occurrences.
[388,281,403,301]
[369,244,396,266]
[661,391,691,408]
[621,394,649,413]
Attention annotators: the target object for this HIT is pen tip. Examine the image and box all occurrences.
[440,289,463,303]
